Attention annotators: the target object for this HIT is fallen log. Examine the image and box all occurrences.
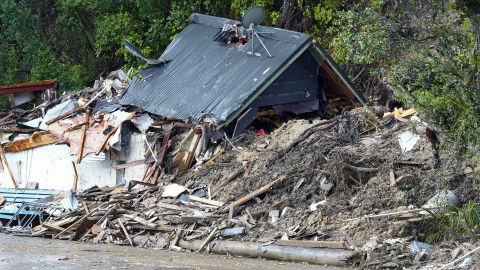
[276,240,345,249]
[178,240,356,266]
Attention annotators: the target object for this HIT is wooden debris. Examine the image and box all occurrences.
[220,176,286,213]
[383,107,417,120]
[76,110,90,163]
[118,218,133,246]
[4,131,61,152]
[211,165,246,198]
[197,227,218,252]
[276,240,345,249]
[53,202,106,239]
[72,161,78,191]
[45,107,84,125]
[188,195,224,208]
[95,112,136,155]
[0,144,17,188]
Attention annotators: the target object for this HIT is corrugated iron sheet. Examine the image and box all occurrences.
[120,14,312,125]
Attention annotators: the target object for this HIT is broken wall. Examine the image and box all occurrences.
[0,144,118,191]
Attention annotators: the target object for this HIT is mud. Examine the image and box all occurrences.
[0,234,342,270]
[172,109,478,268]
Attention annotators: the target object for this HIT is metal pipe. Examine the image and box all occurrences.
[178,240,356,266]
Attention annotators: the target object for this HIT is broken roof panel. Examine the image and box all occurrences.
[120,14,364,126]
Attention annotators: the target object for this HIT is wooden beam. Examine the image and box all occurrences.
[72,161,78,192]
[113,159,149,170]
[45,107,84,125]
[0,144,17,188]
[4,131,60,152]
[76,110,90,163]
[220,176,285,213]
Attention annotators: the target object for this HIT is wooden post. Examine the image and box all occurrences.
[0,144,17,188]
[77,110,90,164]
[72,161,78,191]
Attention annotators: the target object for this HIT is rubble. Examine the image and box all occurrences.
[0,68,477,268]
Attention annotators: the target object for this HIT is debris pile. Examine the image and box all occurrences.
[3,97,474,268]
[0,70,478,268]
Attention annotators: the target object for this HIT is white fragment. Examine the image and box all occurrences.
[161,183,186,198]
[398,131,420,152]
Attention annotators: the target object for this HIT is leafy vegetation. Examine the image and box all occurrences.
[424,201,480,243]
[0,0,478,146]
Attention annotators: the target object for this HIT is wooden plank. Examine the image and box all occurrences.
[220,176,285,213]
[276,240,345,249]
[76,110,90,163]
[156,202,186,211]
[32,217,78,236]
[95,112,135,155]
[41,223,70,233]
[72,162,78,191]
[45,107,84,125]
[4,131,61,152]
[0,193,58,199]
[0,144,17,188]
[197,227,218,251]
[211,165,246,198]
[188,195,224,207]
[53,202,106,239]
[0,128,37,133]
[118,218,133,246]
[113,159,149,170]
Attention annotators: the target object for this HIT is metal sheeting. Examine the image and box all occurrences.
[120,15,312,125]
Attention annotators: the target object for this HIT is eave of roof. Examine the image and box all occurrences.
[0,79,58,95]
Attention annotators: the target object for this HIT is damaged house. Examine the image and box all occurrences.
[122,13,365,137]
[0,12,364,194]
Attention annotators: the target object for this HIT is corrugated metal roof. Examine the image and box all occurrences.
[120,14,312,125]
[120,14,364,126]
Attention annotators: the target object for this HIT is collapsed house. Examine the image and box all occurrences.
[0,13,364,192]
[1,11,477,269]
[122,14,365,137]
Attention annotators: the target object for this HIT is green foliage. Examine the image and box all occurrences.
[330,8,391,70]
[392,15,480,146]
[0,0,479,149]
[424,201,480,243]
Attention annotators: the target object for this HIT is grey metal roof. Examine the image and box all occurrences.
[120,14,363,125]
